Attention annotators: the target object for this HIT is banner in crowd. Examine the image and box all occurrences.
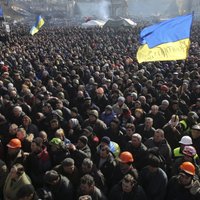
[30,15,45,36]
[0,6,4,20]
[136,14,193,63]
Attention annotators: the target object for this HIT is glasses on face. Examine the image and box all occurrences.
[101,148,107,152]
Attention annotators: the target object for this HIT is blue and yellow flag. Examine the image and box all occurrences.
[136,14,193,63]
[30,15,45,36]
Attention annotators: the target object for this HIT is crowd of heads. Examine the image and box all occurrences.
[0,20,199,199]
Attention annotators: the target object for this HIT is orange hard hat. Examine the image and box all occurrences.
[180,161,195,176]
[118,151,134,163]
[7,138,22,149]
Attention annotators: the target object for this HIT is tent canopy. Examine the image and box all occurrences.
[103,18,137,28]
[82,20,105,28]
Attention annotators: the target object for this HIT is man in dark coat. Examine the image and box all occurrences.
[44,170,74,200]
[166,162,200,200]
[109,174,147,200]
[125,133,148,171]
[26,137,52,188]
[76,174,107,200]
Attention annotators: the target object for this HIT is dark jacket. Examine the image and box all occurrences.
[125,142,148,171]
[46,175,74,200]
[109,182,147,200]
[54,164,81,188]
[26,147,52,188]
[136,124,155,142]
[166,176,200,200]
[77,186,107,200]
[94,152,116,187]
[70,144,91,167]
[139,167,168,200]
[144,137,172,167]
[111,165,138,187]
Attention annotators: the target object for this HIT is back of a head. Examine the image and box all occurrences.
[16,184,36,199]
[44,170,59,184]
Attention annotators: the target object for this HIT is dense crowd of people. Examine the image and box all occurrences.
[0,20,199,200]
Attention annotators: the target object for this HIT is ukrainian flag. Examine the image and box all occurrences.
[136,14,193,63]
[30,15,45,36]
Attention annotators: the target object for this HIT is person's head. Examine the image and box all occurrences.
[31,137,43,153]
[44,170,60,185]
[105,105,113,114]
[134,108,144,118]
[9,123,18,135]
[10,163,25,180]
[131,133,142,147]
[71,107,78,118]
[182,146,197,162]
[178,162,195,186]
[39,131,48,142]
[81,158,93,174]
[100,136,110,147]
[145,117,153,128]
[138,95,146,104]
[68,118,79,129]
[169,114,179,127]
[179,136,193,150]
[118,151,134,173]
[99,145,110,159]
[49,138,63,152]
[96,87,104,97]
[77,136,88,149]
[78,195,92,200]
[151,105,159,115]
[50,119,60,130]
[160,100,169,110]
[42,103,52,114]
[16,128,27,141]
[117,96,125,106]
[147,154,161,172]
[83,126,93,137]
[80,174,95,195]
[13,106,23,117]
[16,184,36,200]
[56,100,63,109]
[7,138,21,155]
[22,115,32,126]
[188,111,199,124]
[55,128,65,140]
[110,118,120,129]
[84,97,91,106]
[125,123,135,137]
[122,174,137,193]
[88,110,99,122]
[191,124,200,139]
[62,158,75,174]
[153,129,164,143]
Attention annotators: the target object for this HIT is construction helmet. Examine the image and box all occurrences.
[188,111,199,121]
[7,138,22,149]
[89,110,99,118]
[180,161,195,176]
[179,136,193,145]
[118,151,134,163]
[50,138,62,145]
[183,146,196,157]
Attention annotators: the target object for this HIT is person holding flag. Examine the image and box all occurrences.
[30,15,45,36]
[136,14,193,63]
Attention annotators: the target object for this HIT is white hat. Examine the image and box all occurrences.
[179,136,193,145]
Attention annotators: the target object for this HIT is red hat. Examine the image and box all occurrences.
[160,85,169,92]
[1,65,8,72]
